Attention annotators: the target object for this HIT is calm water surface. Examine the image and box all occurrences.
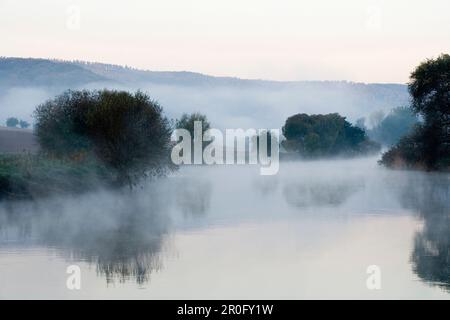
[0,157,449,299]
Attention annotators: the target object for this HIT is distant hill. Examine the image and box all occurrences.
[0,57,267,87]
[0,57,107,87]
[0,56,409,91]
[0,57,410,129]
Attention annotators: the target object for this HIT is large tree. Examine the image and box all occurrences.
[34,89,174,187]
[381,54,450,170]
[409,54,450,168]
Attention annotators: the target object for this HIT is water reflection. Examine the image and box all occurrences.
[175,177,212,217]
[283,178,364,208]
[252,175,279,197]
[0,161,449,297]
[398,173,450,290]
[0,189,170,285]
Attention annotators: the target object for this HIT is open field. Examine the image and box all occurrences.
[0,126,38,153]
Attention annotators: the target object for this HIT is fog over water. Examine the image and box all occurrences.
[0,157,449,299]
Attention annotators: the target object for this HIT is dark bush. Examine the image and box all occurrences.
[34,89,175,187]
[282,113,380,157]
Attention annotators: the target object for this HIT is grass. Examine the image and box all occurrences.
[0,153,116,200]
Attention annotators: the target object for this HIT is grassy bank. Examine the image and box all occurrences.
[0,153,115,201]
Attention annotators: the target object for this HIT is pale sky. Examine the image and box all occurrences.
[1,0,449,83]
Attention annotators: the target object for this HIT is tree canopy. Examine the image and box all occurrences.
[6,117,19,128]
[175,112,210,139]
[381,54,450,170]
[34,89,174,187]
[282,113,380,157]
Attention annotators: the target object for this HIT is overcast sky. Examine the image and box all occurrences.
[1,0,449,83]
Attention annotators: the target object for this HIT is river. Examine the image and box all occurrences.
[0,157,449,299]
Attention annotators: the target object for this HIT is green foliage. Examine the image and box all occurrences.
[85,90,174,185]
[175,112,211,138]
[34,89,174,187]
[282,113,380,157]
[34,90,94,156]
[409,54,450,118]
[6,117,19,128]
[369,107,418,146]
[381,54,450,170]
[0,154,114,200]
[379,126,425,169]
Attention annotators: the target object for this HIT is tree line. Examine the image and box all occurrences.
[5,117,30,129]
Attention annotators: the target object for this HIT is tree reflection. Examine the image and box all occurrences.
[0,189,170,285]
[399,173,450,290]
[175,177,211,217]
[283,178,364,208]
